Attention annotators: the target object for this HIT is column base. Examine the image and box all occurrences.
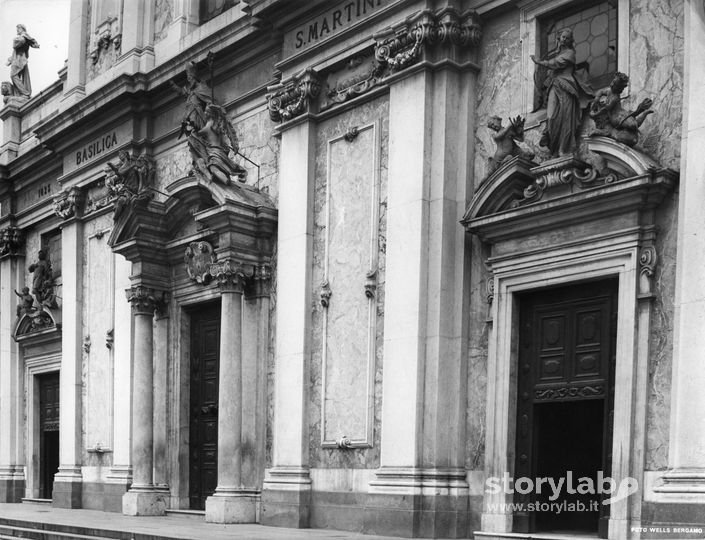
[0,469,24,503]
[122,487,167,516]
[364,467,469,538]
[261,467,311,528]
[104,467,133,513]
[205,489,259,523]
[53,468,83,508]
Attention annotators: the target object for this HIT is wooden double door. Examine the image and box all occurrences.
[513,280,617,537]
[38,372,60,500]
[189,302,221,510]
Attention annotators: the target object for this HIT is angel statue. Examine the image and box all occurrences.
[105,150,154,221]
[487,115,535,175]
[188,103,246,185]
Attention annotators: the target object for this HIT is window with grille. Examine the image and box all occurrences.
[535,1,618,110]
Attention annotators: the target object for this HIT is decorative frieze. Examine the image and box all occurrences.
[374,8,481,74]
[126,286,167,316]
[266,67,322,123]
[53,186,84,220]
[535,384,604,401]
[0,226,24,257]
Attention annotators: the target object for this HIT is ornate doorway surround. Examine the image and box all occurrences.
[462,137,677,539]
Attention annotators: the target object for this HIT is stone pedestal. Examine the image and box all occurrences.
[122,488,167,516]
[206,490,258,523]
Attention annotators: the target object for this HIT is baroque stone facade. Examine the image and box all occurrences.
[0,1,701,539]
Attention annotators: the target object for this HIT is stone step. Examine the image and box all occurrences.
[164,509,205,521]
[474,531,599,540]
[0,523,112,540]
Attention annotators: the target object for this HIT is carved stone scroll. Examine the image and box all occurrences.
[266,67,322,123]
[53,186,84,220]
[639,246,658,297]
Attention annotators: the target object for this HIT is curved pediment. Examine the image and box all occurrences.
[13,307,61,342]
[585,136,659,177]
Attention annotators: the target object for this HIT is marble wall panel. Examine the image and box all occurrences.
[154,0,174,43]
[310,96,389,469]
[321,124,377,447]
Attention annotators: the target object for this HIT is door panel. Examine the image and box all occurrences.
[189,303,221,510]
[514,280,617,536]
[38,372,60,500]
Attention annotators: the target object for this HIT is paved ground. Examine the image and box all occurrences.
[0,503,406,540]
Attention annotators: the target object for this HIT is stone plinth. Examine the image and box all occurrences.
[205,490,258,523]
[122,488,167,516]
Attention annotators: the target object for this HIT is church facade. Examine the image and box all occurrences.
[0,0,702,538]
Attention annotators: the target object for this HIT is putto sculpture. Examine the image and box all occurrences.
[487,115,535,174]
[589,72,654,147]
[170,60,245,185]
[3,24,39,100]
[104,150,154,222]
[531,27,593,157]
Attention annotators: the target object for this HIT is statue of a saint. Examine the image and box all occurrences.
[28,250,56,308]
[487,115,535,174]
[188,103,246,185]
[169,62,213,137]
[589,72,653,147]
[530,28,593,157]
[105,150,153,221]
[5,24,39,98]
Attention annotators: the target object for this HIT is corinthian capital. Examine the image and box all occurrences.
[266,67,321,123]
[126,286,168,315]
[0,226,24,258]
[208,259,248,293]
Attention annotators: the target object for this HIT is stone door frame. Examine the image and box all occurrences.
[480,233,651,540]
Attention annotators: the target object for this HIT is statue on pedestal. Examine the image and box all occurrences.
[530,28,593,157]
[28,250,57,310]
[105,150,153,222]
[3,24,39,100]
[487,115,535,174]
[589,72,654,147]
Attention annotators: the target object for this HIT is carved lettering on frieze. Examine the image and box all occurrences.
[266,68,322,123]
[0,226,24,258]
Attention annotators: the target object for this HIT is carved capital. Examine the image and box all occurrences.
[126,286,167,316]
[249,264,272,297]
[374,8,481,74]
[208,260,247,293]
[266,67,321,123]
[0,227,24,258]
[53,186,84,220]
[639,246,658,297]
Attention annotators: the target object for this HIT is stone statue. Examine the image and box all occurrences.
[15,287,34,318]
[487,115,535,174]
[5,24,39,99]
[589,72,653,147]
[105,150,153,221]
[530,28,593,158]
[169,62,214,137]
[28,250,57,309]
[188,103,246,185]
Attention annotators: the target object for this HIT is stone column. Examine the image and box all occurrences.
[122,286,166,516]
[261,120,316,527]
[0,227,25,502]
[366,41,476,539]
[53,219,84,508]
[106,254,133,511]
[205,263,256,523]
[656,0,705,501]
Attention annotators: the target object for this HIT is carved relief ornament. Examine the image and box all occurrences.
[126,286,167,315]
[639,246,658,297]
[53,186,84,220]
[0,226,24,257]
[208,259,248,293]
[266,67,322,123]
[374,8,481,74]
[184,241,217,284]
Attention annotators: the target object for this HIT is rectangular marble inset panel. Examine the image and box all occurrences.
[85,231,115,451]
[322,122,380,448]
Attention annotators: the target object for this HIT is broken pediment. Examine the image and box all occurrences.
[462,137,677,243]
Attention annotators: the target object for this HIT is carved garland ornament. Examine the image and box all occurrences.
[374,8,481,74]
[266,67,322,123]
[0,227,24,257]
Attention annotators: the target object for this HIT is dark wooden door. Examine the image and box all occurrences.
[189,303,221,510]
[513,280,617,536]
[39,372,60,500]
